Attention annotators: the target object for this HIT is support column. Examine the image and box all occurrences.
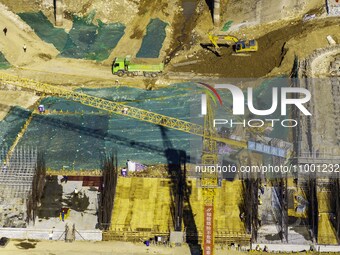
[55,0,63,27]
[213,0,220,26]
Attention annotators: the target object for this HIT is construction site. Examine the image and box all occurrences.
[0,0,339,254]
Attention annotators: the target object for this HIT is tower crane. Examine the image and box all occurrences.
[201,95,219,255]
[0,72,245,255]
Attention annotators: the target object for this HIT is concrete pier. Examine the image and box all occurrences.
[55,0,63,26]
[213,0,220,26]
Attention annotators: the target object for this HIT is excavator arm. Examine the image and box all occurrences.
[208,34,239,49]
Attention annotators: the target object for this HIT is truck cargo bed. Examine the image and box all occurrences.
[127,63,164,72]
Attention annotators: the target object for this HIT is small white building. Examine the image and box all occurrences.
[327,0,340,16]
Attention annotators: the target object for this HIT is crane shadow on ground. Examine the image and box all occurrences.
[159,126,201,255]
[6,107,196,163]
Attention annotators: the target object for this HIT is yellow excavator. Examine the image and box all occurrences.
[208,34,258,54]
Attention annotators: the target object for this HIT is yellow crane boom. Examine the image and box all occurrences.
[0,72,247,149]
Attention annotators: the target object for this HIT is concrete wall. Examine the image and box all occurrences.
[0,228,102,241]
[55,0,63,26]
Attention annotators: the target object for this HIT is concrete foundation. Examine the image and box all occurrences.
[55,0,63,26]
[213,0,220,26]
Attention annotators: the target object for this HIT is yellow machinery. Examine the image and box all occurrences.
[0,73,247,149]
[0,72,247,255]
[208,34,258,54]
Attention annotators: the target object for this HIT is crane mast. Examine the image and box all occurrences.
[201,96,219,255]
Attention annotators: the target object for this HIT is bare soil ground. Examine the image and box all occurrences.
[3,239,191,255]
[0,0,338,84]
[169,17,340,78]
[0,0,139,24]
[0,0,180,89]
[0,90,39,120]
[105,0,179,63]
[1,239,330,255]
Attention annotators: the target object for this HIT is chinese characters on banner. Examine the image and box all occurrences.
[203,205,214,255]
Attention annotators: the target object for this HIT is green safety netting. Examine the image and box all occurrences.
[136,18,167,58]
[0,107,30,149]
[19,11,125,61]
[19,11,69,51]
[16,84,201,169]
[221,20,233,32]
[0,52,11,69]
[0,80,290,170]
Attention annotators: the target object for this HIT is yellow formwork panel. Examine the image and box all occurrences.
[188,179,204,231]
[111,177,131,229]
[111,177,171,232]
[112,177,245,235]
[287,177,296,187]
[318,213,338,245]
[188,178,245,235]
[317,191,337,245]
[318,192,331,213]
[217,180,245,233]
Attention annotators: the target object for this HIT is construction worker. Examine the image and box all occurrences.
[23,44,27,53]
[3,27,7,36]
[74,187,79,197]
[2,162,7,173]
[122,107,128,114]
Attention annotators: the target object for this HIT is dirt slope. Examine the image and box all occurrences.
[170,17,340,78]
[0,3,58,67]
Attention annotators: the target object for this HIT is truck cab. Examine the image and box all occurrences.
[112,57,126,76]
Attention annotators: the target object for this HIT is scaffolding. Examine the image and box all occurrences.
[0,146,37,227]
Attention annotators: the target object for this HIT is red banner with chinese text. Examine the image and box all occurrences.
[203,205,214,255]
